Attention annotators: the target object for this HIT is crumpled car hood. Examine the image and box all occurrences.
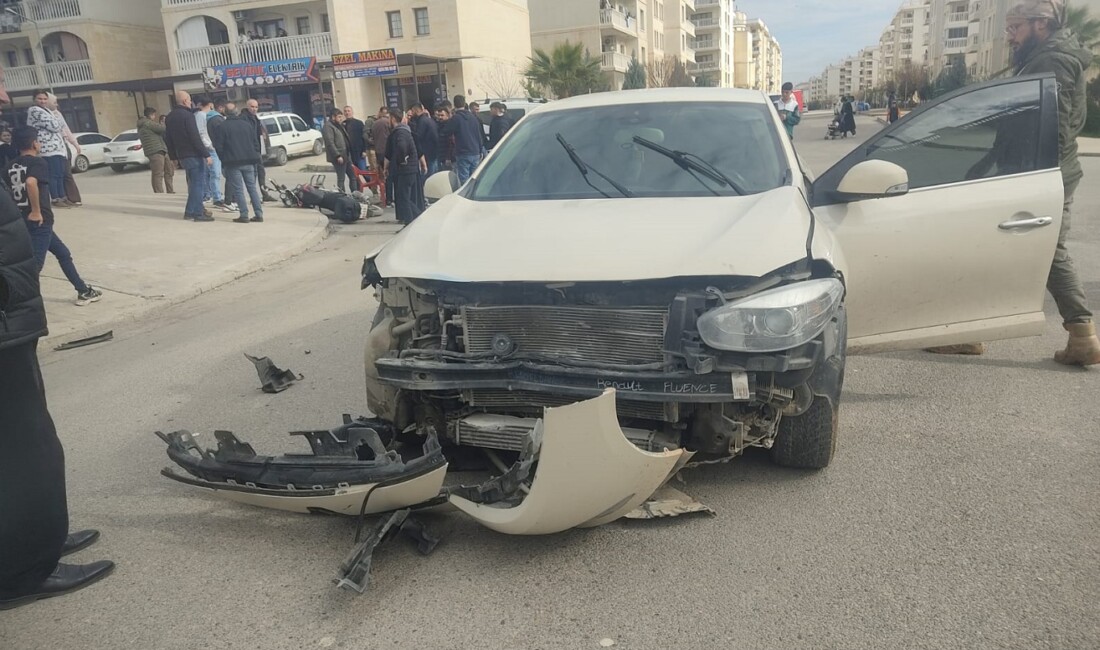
[372,187,811,282]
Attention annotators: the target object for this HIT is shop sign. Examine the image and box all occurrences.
[332,48,399,79]
[203,58,319,89]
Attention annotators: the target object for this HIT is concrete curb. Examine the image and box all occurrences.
[42,212,333,349]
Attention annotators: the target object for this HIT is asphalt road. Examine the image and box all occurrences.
[2,113,1098,650]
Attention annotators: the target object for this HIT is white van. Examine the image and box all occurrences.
[258,112,324,166]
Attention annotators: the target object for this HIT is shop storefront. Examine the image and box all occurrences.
[382,73,448,112]
[204,56,332,127]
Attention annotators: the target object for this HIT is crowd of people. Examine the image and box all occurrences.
[320,95,514,225]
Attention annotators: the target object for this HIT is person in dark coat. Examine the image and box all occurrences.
[0,75,114,611]
[342,106,367,170]
[487,102,514,149]
[322,108,355,193]
[243,99,275,202]
[385,107,427,225]
[438,95,484,184]
[434,102,456,171]
[409,103,439,209]
[165,90,213,221]
[213,109,265,223]
[887,92,900,124]
[840,96,857,136]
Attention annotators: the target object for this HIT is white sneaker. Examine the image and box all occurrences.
[220,202,239,213]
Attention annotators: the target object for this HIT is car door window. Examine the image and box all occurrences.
[262,118,278,135]
[813,76,1057,201]
[78,134,109,145]
[277,116,293,134]
[291,116,311,132]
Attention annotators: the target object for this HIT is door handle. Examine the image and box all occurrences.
[999,217,1053,231]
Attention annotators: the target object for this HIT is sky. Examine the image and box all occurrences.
[733,1,901,84]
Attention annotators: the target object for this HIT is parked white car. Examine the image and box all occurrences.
[259,112,324,166]
[361,77,1064,533]
[68,132,111,173]
[103,130,150,172]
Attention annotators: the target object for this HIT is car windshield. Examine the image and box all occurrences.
[113,132,139,142]
[468,101,788,201]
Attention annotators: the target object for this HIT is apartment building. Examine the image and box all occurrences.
[686,0,736,87]
[0,0,171,135]
[748,18,781,93]
[878,0,932,83]
[529,0,698,91]
[162,0,531,125]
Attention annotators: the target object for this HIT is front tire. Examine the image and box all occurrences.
[770,395,837,469]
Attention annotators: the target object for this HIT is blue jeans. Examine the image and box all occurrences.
[455,154,480,185]
[179,157,207,217]
[225,164,264,220]
[26,221,88,293]
[205,150,223,202]
[45,155,66,201]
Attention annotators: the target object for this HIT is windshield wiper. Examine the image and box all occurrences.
[555,133,633,198]
[631,136,746,196]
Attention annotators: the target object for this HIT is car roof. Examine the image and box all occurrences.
[535,88,769,114]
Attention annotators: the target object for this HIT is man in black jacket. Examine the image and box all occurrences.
[243,99,276,202]
[342,105,367,170]
[213,108,264,224]
[165,90,213,221]
[0,70,114,611]
[439,95,483,184]
[409,103,439,209]
[487,102,514,150]
[385,107,426,225]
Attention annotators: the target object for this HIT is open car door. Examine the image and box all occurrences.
[811,74,1063,353]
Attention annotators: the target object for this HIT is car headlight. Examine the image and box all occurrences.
[697,278,844,353]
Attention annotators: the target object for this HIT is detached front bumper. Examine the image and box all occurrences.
[375,358,754,403]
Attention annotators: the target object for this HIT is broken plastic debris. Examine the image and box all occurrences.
[54,330,113,351]
[624,486,716,520]
[334,509,440,594]
[245,353,301,393]
[599,639,616,648]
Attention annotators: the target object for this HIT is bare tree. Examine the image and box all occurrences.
[647,56,676,88]
[478,59,526,99]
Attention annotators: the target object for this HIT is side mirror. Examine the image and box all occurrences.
[424,170,459,203]
[832,160,909,201]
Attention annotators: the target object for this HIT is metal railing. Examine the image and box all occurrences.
[239,32,332,63]
[695,0,720,6]
[600,51,631,72]
[599,9,637,35]
[692,17,718,27]
[3,65,42,91]
[25,0,81,22]
[177,43,233,73]
[947,11,969,23]
[43,59,91,86]
[945,37,968,49]
[688,60,720,72]
[693,37,716,49]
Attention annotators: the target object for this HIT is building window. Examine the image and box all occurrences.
[23,47,32,66]
[387,11,403,38]
[640,9,645,29]
[321,13,330,31]
[5,51,16,68]
[414,7,429,35]
[947,27,967,39]
[296,16,310,34]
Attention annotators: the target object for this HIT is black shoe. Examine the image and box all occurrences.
[61,530,100,556]
[0,561,115,611]
[250,216,264,222]
[233,217,250,223]
[261,193,275,203]
[184,214,195,220]
[193,214,215,222]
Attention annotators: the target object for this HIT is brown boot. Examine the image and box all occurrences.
[1054,322,1100,367]
[925,343,986,355]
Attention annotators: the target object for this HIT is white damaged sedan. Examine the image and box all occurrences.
[361,78,1063,533]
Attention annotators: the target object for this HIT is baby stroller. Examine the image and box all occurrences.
[826,116,844,139]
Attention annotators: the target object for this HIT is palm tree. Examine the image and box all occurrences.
[1065,5,1100,50]
[524,42,603,98]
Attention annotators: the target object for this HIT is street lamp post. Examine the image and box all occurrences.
[4,7,53,94]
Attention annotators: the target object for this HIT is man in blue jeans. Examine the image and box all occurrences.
[25,90,73,208]
[5,127,101,306]
[165,91,213,221]
[213,108,265,223]
[439,95,483,185]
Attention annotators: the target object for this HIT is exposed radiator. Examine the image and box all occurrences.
[462,305,668,366]
[464,389,678,423]
[453,414,674,453]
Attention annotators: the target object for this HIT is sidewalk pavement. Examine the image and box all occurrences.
[39,191,330,347]
[1079,137,1100,157]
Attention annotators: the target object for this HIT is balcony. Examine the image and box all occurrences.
[696,0,720,5]
[688,60,720,73]
[25,0,82,22]
[600,9,638,36]
[600,51,631,73]
[945,37,967,51]
[947,11,969,24]
[239,32,332,63]
[682,0,696,10]
[3,58,92,91]
[680,18,696,36]
[692,16,718,29]
[175,33,333,73]
[177,42,233,73]
[692,36,717,51]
